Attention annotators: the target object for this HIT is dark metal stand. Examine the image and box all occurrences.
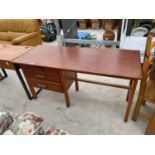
[13,64,42,100]
[36,88,42,95]
[0,68,8,81]
[2,68,8,77]
[13,64,32,100]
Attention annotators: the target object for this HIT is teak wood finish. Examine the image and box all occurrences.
[0,45,31,69]
[13,45,142,122]
[13,45,142,79]
[20,64,77,107]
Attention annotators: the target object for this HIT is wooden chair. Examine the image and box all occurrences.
[132,34,155,134]
[145,109,155,135]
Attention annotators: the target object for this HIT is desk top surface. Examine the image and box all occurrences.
[13,45,142,79]
[0,45,31,61]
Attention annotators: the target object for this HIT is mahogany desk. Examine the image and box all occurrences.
[0,45,32,99]
[13,45,142,122]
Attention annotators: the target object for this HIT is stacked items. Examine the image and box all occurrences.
[0,112,69,135]
[77,19,119,30]
[91,19,101,29]
[102,19,118,30]
[78,19,90,29]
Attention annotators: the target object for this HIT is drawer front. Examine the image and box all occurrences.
[28,78,63,93]
[0,60,14,69]
[22,65,61,83]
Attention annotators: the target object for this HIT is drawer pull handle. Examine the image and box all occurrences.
[36,74,46,79]
[37,84,47,89]
[34,67,44,71]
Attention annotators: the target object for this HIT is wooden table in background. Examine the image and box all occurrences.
[13,45,142,122]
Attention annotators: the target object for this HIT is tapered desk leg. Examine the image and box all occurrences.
[126,80,132,101]
[13,64,32,100]
[75,72,79,91]
[124,79,138,122]
[60,70,70,107]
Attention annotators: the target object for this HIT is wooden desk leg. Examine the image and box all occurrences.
[75,72,79,91]
[60,70,70,107]
[126,80,132,101]
[124,80,138,122]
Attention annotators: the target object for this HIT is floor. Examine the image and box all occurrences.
[0,29,153,135]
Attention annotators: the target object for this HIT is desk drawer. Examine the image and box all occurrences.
[28,78,63,92]
[22,65,61,83]
[0,60,14,69]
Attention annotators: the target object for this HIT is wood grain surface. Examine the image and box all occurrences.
[13,45,142,79]
[0,45,31,61]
